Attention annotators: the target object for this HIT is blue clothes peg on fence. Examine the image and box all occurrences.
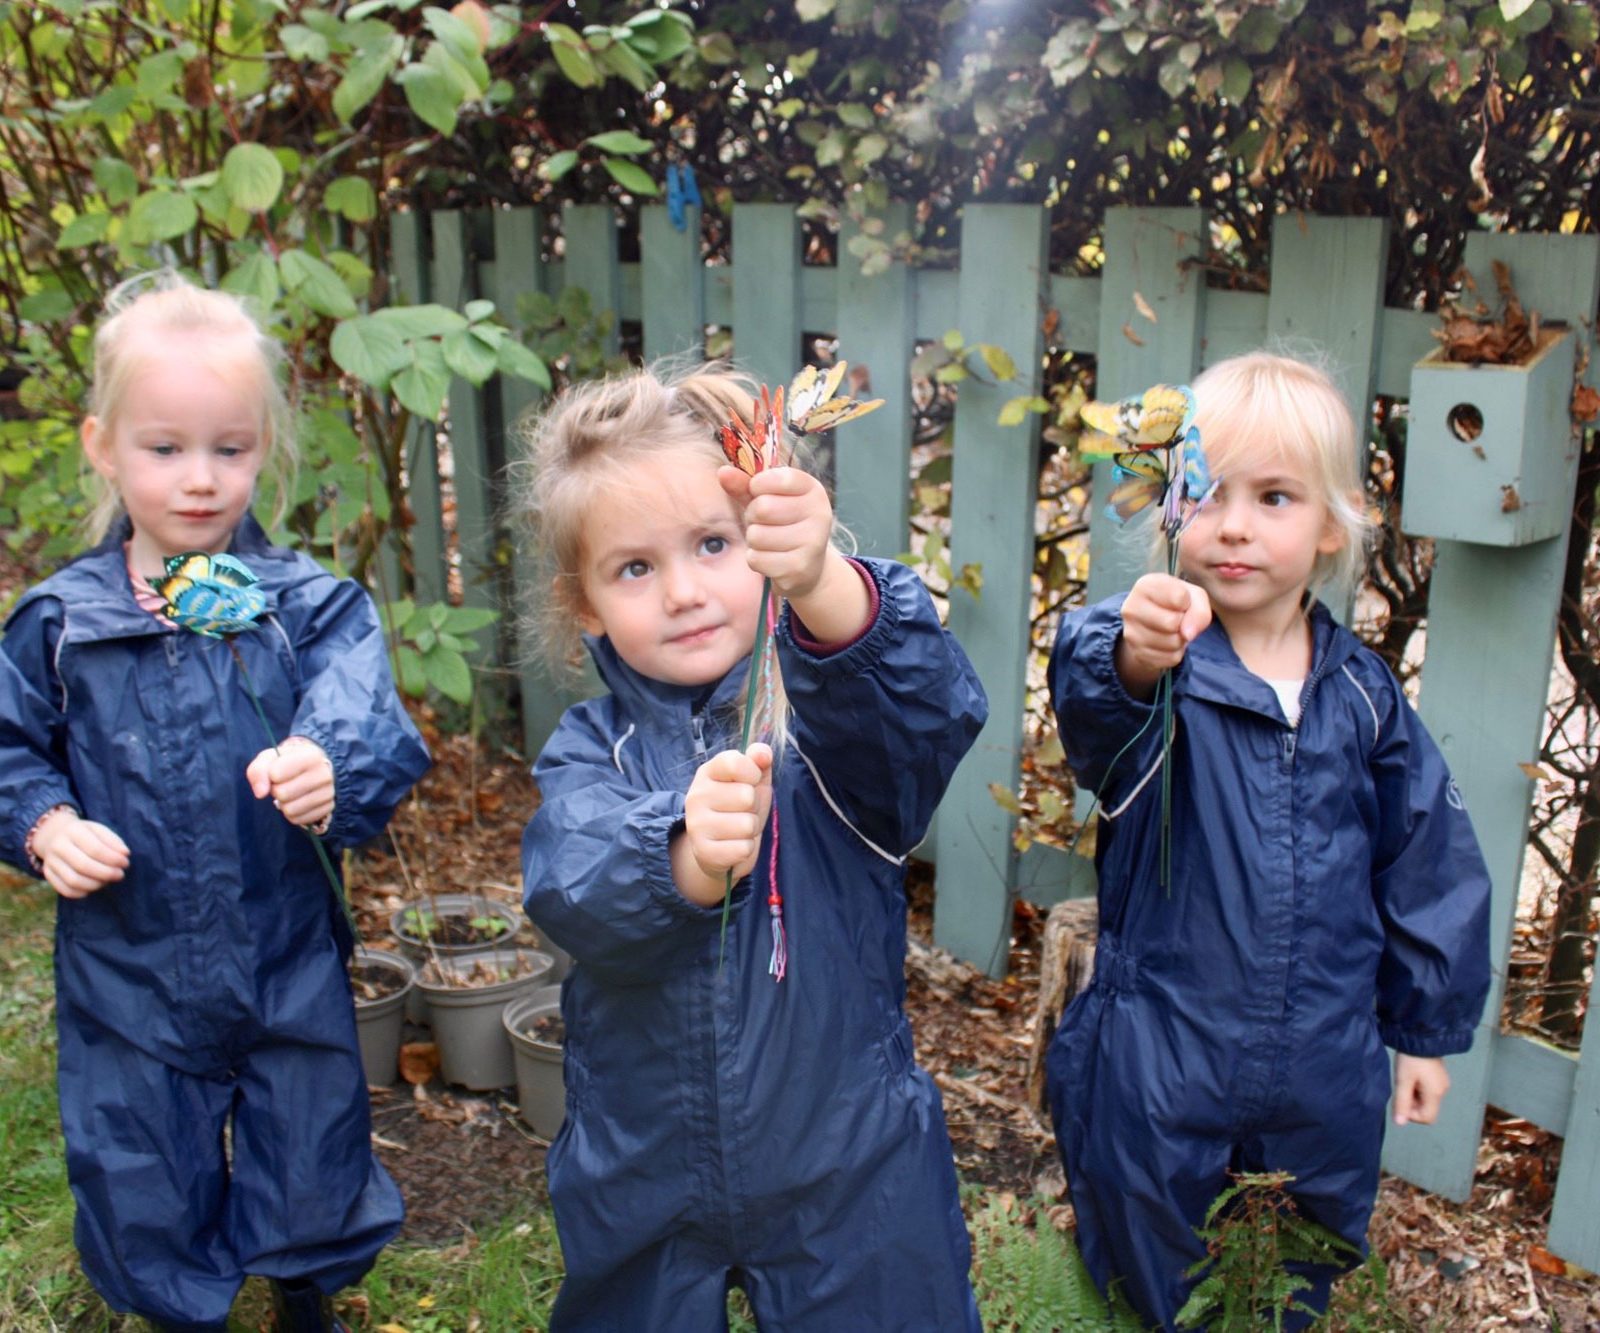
[666,163,700,232]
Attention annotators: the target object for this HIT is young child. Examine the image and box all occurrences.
[516,365,989,1331]
[1047,352,1492,1329]
[0,275,430,1333]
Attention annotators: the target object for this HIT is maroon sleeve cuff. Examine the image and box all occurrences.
[788,558,880,656]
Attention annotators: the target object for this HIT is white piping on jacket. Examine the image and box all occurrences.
[612,723,636,774]
[1341,664,1380,749]
[793,740,904,866]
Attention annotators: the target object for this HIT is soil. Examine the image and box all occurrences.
[348,957,407,1003]
[529,1015,565,1045]
[349,726,1600,1327]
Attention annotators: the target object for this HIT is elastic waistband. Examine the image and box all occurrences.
[1093,933,1139,994]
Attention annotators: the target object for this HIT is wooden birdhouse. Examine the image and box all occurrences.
[1402,327,1578,547]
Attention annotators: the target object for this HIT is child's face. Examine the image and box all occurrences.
[1179,446,1344,629]
[83,329,267,573]
[575,450,765,687]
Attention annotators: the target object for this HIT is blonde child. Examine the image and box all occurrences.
[516,364,988,1330]
[0,274,429,1332]
[1047,352,1491,1329]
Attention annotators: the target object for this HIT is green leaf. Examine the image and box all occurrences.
[423,5,485,63]
[135,50,185,99]
[324,175,377,222]
[796,0,836,20]
[126,189,198,244]
[281,23,330,61]
[837,102,875,129]
[219,142,284,211]
[496,339,552,389]
[549,34,601,88]
[997,396,1031,427]
[372,304,467,339]
[988,782,1022,816]
[697,31,736,64]
[1222,57,1253,102]
[393,340,450,418]
[18,290,73,322]
[854,132,888,164]
[421,645,473,704]
[601,157,659,195]
[333,42,401,122]
[423,37,488,95]
[978,343,1017,381]
[464,299,495,322]
[539,149,579,182]
[1499,0,1535,18]
[442,327,499,383]
[440,605,499,632]
[395,643,427,697]
[396,62,459,135]
[220,251,281,309]
[93,157,139,206]
[280,248,359,318]
[57,212,110,250]
[330,314,410,385]
[584,129,653,154]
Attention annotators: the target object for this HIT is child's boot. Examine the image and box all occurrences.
[268,1278,352,1333]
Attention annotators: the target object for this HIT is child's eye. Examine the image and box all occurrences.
[1262,490,1292,507]
[700,534,729,557]
[148,442,178,456]
[618,559,651,580]
[216,444,250,459]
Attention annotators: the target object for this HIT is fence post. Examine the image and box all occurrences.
[562,202,622,359]
[732,204,801,391]
[488,207,575,761]
[641,203,704,362]
[834,204,915,561]
[933,203,1048,977]
[1084,207,1207,605]
[390,210,446,606]
[431,210,506,709]
[1382,234,1600,1228]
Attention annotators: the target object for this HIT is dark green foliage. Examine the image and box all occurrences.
[1177,1171,1360,1331]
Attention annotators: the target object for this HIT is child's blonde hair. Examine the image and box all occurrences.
[1189,350,1372,596]
[84,271,296,540]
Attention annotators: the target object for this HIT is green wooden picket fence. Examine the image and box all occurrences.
[391,201,1600,1271]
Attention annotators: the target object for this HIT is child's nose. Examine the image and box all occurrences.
[662,560,705,609]
[1216,496,1251,539]
[183,454,218,492]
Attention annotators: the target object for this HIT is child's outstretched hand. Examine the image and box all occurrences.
[1392,1053,1450,1126]
[719,465,870,644]
[1117,573,1212,700]
[246,736,335,830]
[674,742,774,906]
[30,808,129,899]
[720,465,833,600]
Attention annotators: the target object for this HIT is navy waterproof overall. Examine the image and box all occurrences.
[1046,597,1491,1330]
[0,517,430,1329]
[522,558,988,1332]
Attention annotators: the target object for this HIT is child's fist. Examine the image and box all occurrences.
[679,742,775,900]
[1116,573,1212,697]
[1392,1053,1450,1126]
[246,737,335,830]
[31,808,129,899]
[721,465,834,601]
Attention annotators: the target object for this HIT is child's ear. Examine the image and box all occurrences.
[555,574,603,637]
[1317,490,1359,555]
[80,416,114,478]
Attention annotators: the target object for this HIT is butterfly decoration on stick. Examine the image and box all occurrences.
[715,362,883,982]
[150,551,353,927]
[1076,383,1219,890]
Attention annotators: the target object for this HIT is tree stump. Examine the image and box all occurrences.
[1025,897,1099,1114]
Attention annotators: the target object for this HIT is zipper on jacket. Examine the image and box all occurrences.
[691,712,708,757]
[163,634,179,668]
[1282,729,1297,768]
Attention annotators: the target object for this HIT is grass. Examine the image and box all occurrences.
[0,875,1414,1332]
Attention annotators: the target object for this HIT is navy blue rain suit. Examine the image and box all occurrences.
[1046,597,1490,1330]
[522,558,988,1332]
[0,517,430,1330]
